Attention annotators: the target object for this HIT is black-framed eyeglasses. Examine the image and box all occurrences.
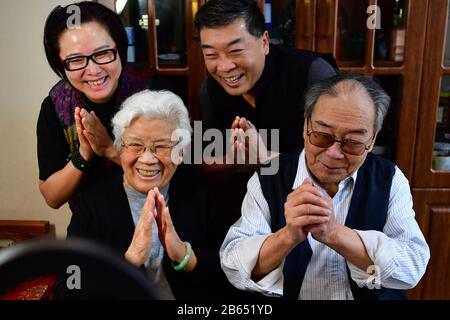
[62,48,118,71]
[306,119,374,156]
[121,139,182,157]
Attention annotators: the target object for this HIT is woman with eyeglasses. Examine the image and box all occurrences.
[64,90,239,299]
[37,2,148,210]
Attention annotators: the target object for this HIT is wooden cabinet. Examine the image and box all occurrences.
[413,0,450,188]
[264,0,450,299]
[261,0,450,299]
[410,189,450,299]
[410,0,450,300]
[265,0,428,179]
[98,0,207,119]
[292,0,450,299]
[145,0,206,120]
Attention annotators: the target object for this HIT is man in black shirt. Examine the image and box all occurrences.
[195,0,337,162]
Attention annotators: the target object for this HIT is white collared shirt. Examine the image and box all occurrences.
[220,150,430,299]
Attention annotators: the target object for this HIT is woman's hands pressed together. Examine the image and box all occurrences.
[75,107,120,164]
[125,188,197,270]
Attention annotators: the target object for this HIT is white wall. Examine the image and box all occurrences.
[0,0,93,237]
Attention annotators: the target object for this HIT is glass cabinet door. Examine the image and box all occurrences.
[436,3,450,170]
[106,0,205,119]
[372,75,404,161]
[116,0,149,67]
[413,0,450,187]
[117,0,187,70]
[266,0,409,67]
[373,0,409,67]
[263,0,426,177]
[153,0,187,68]
[334,0,368,67]
[434,76,450,172]
[264,0,301,47]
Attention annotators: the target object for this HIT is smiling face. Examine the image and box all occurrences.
[58,21,122,103]
[120,117,179,193]
[303,82,377,194]
[199,18,269,104]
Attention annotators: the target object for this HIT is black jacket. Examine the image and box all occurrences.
[67,164,241,300]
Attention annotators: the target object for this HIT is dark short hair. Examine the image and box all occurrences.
[43,1,128,79]
[304,74,391,133]
[194,0,265,39]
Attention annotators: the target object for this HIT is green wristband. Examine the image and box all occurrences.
[171,241,192,271]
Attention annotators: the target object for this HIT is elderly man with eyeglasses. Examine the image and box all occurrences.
[219,74,430,300]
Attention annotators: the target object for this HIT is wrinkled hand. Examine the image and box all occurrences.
[125,190,157,266]
[303,190,336,244]
[74,107,95,161]
[229,116,271,165]
[283,178,332,245]
[153,187,186,262]
[79,108,115,159]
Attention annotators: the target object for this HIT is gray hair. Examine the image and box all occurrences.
[112,90,192,152]
[304,74,390,133]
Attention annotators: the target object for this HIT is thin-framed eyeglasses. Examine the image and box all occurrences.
[306,119,374,156]
[121,138,182,157]
[62,47,118,71]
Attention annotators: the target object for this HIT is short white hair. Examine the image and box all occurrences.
[112,90,192,151]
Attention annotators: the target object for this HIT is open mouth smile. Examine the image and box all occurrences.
[222,74,243,84]
[137,168,160,178]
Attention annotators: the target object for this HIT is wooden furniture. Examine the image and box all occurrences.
[1,275,56,300]
[409,0,450,300]
[0,220,54,245]
[98,0,207,119]
[266,0,450,300]
[0,220,56,300]
[278,0,426,178]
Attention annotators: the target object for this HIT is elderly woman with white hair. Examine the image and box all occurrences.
[65,90,234,299]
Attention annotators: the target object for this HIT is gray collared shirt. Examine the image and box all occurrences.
[125,184,175,300]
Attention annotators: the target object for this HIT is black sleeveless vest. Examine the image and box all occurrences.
[257,149,406,300]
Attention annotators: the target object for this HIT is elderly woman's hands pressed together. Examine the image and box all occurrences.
[126,187,197,271]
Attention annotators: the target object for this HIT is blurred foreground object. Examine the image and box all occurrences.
[0,238,158,300]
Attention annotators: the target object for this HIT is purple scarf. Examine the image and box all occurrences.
[49,64,149,153]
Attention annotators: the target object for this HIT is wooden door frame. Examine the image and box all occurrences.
[413,0,450,187]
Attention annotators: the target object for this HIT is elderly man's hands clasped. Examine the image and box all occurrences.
[284,178,336,245]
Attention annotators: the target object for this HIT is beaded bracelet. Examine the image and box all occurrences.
[69,149,91,172]
[171,241,192,271]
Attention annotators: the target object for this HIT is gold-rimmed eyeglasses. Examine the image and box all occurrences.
[121,139,182,157]
[306,119,374,156]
